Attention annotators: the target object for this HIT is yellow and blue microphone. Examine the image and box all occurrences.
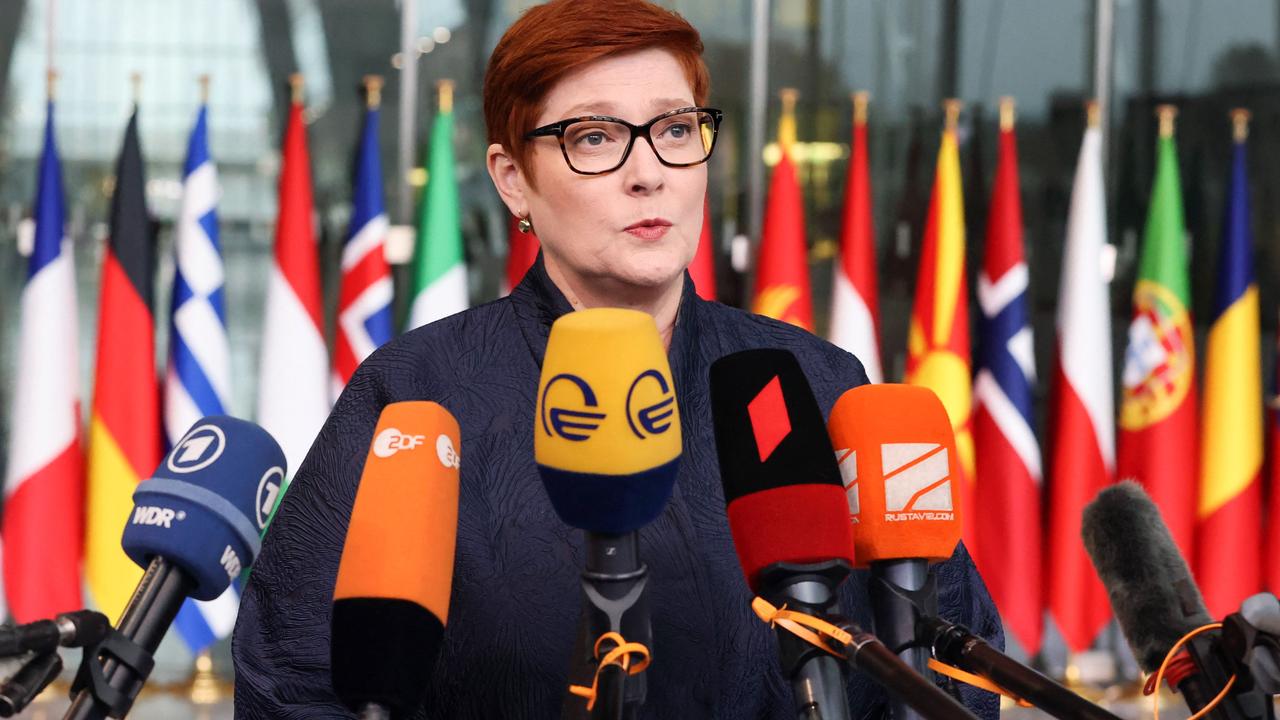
[535,308,681,534]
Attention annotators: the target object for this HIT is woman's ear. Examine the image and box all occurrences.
[486,143,530,217]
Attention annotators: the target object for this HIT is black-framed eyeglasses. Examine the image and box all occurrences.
[525,106,723,176]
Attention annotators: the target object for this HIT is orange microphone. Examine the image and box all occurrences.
[331,401,461,719]
[828,383,960,720]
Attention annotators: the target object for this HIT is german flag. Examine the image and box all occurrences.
[906,100,975,546]
[1196,110,1262,617]
[85,106,161,622]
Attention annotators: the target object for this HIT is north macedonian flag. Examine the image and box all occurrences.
[752,89,812,331]
[1118,108,1198,565]
[906,103,975,546]
[1196,111,1262,617]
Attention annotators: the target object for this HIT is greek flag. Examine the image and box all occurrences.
[164,105,237,652]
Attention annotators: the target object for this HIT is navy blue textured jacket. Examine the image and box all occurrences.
[232,257,1003,719]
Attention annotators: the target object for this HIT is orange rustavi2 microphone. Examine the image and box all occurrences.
[331,401,461,720]
[832,384,1119,720]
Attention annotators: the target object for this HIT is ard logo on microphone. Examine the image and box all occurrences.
[167,423,227,474]
[541,373,606,441]
[373,428,427,457]
[880,442,954,522]
[625,369,675,439]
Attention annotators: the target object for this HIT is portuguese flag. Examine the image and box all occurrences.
[1117,107,1198,565]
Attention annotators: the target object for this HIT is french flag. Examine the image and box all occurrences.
[2,98,84,622]
[972,101,1042,654]
[333,88,394,396]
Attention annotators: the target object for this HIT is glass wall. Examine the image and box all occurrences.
[0,0,1277,712]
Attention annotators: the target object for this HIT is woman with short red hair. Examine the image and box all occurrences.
[234,1,1000,717]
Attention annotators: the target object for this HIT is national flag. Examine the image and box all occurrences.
[971,99,1042,654]
[2,97,84,622]
[503,215,539,296]
[689,195,717,301]
[164,98,239,652]
[1268,321,1280,595]
[407,80,468,330]
[1118,106,1198,564]
[752,88,812,331]
[1196,110,1263,617]
[905,100,974,544]
[86,107,162,622]
[1046,105,1114,652]
[828,91,882,383]
[258,76,329,481]
[333,79,394,397]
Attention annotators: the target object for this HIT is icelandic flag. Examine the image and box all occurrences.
[2,100,84,622]
[164,105,237,652]
[333,104,393,397]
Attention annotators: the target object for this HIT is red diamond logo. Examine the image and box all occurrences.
[747,376,791,462]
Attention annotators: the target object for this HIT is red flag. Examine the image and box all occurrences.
[752,90,812,331]
[972,100,1042,654]
[689,195,717,301]
[504,215,540,296]
[828,92,882,382]
[1046,108,1114,652]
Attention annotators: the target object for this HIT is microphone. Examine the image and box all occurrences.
[0,652,63,717]
[0,611,110,658]
[709,348,854,720]
[1082,482,1274,719]
[535,308,681,718]
[65,416,285,720]
[330,400,461,720]
[832,383,1121,720]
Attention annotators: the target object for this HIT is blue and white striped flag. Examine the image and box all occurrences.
[164,104,237,653]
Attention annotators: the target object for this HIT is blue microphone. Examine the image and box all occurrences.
[66,416,285,720]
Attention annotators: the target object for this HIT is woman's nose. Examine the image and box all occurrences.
[620,137,666,195]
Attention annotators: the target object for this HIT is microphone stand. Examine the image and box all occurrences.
[566,532,650,720]
[921,617,1123,720]
[758,561,852,720]
[0,652,62,717]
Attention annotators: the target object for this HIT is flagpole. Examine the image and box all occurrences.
[397,0,418,227]
[1155,103,1176,139]
[1230,108,1250,143]
[290,72,304,106]
[745,0,770,251]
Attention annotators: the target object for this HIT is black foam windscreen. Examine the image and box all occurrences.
[709,348,842,502]
[1081,481,1213,672]
[331,598,445,716]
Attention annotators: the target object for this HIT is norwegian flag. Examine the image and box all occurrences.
[972,106,1043,654]
[333,101,393,397]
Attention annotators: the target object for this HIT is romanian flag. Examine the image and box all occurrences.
[689,195,717,301]
[1268,321,1280,596]
[85,106,161,622]
[1118,106,1198,564]
[828,92,882,383]
[906,101,974,545]
[752,89,812,331]
[972,99,1042,654]
[1196,110,1263,617]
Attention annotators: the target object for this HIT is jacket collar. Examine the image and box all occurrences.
[510,253,700,381]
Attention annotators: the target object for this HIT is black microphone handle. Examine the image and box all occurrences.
[868,559,933,720]
[922,617,1122,720]
[0,652,63,717]
[63,557,195,720]
[839,632,978,720]
[0,621,61,659]
[758,561,852,720]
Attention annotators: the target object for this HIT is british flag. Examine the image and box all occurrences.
[333,101,393,398]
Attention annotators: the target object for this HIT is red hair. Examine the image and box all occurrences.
[483,0,710,179]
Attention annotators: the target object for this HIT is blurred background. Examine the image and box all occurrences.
[2,0,1279,717]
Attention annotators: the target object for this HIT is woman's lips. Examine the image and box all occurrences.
[624,218,673,240]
